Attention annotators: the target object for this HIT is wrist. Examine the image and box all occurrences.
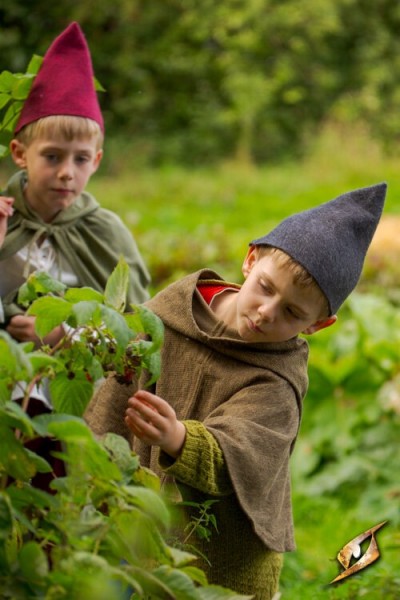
[164,421,186,459]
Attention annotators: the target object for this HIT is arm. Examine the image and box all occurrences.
[125,390,233,496]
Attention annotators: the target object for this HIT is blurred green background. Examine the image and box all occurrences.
[1,2,399,598]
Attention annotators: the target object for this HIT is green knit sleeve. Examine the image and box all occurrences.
[158,420,233,496]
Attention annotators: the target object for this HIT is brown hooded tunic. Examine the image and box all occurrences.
[85,269,309,597]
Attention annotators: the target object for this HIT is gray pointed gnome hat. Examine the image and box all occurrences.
[251,183,387,315]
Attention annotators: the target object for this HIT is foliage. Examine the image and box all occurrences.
[0,54,42,158]
[281,291,400,597]
[2,1,400,163]
[0,259,248,599]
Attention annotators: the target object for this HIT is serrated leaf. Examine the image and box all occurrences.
[104,257,129,312]
[49,371,93,416]
[28,296,72,338]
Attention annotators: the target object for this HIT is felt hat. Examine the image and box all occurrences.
[14,22,104,133]
[251,183,387,314]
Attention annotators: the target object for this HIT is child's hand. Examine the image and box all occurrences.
[6,315,65,348]
[125,389,186,458]
[0,196,14,247]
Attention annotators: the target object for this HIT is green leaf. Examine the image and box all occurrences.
[102,433,140,479]
[0,402,35,437]
[142,351,162,387]
[12,75,35,100]
[65,287,104,304]
[28,296,72,338]
[26,54,43,75]
[18,271,67,304]
[0,71,14,93]
[0,93,10,110]
[0,427,38,481]
[150,565,200,600]
[124,486,170,531]
[197,586,253,599]
[47,419,122,481]
[49,371,93,416]
[71,300,101,326]
[29,352,64,374]
[0,331,33,371]
[0,493,13,541]
[100,305,134,347]
[19,541,49,582]
[104,256,129,312]
[7,482,55,512]
[134,305,164,351]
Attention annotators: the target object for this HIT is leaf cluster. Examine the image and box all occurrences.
[0,258,249,598]
[1,258,163,415]
[294,292,400,521]
[0,55,42,158]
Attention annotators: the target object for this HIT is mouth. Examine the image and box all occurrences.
[247,318,263,334]
[52,188,74,196]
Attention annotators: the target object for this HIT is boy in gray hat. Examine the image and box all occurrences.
[85,182,386,599]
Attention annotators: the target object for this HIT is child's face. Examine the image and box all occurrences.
[10,136,102,223]
[224,247,335,343]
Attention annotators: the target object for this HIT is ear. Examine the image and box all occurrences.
[92,149,103,173]
[10,139,27,168]
[242,245,259,278]
[302,315,337,336]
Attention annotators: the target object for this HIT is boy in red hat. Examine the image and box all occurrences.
[85,183,386,598]
[0,23,150,487]
[0,22,150,347]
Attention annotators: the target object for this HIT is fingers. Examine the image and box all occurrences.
[0,196,14,217]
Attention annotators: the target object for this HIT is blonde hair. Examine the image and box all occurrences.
[256,245,330,317]
[16,115,103,150]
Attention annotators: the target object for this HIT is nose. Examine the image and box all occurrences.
[258,300,278,323]
[58,158,74,181]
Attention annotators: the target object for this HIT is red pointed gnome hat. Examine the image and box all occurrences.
[14,22,104,133]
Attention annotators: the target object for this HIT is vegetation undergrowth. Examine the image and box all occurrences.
[0,259,250,599]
